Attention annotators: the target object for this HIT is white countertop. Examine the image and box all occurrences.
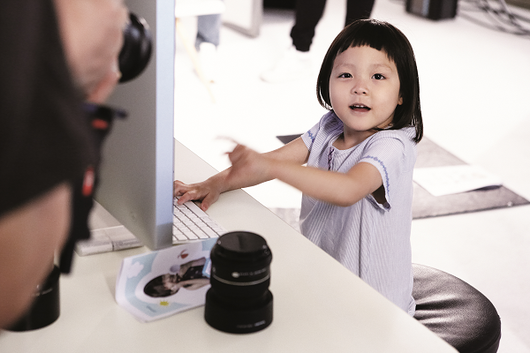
[0,140,456,352]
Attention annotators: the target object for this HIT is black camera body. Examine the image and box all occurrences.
[205,231,273,334]
[119,12,152,83]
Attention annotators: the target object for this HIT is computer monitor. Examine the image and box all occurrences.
[95,0,175,250]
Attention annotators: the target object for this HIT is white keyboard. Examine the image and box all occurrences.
[172,197,225,243]
[77,199,225,256]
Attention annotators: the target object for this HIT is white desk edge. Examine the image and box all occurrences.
[0,140,456,353]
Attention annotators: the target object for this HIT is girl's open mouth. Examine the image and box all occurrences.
[350,104,371,112]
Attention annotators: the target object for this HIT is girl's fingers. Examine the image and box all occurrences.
[176,192,193,205]
[200,193,219,211]
[173,180,186,196]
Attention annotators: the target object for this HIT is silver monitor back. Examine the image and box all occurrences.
[96,0,175,250]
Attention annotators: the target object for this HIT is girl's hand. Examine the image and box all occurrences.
[173,179,222,211]
[172,140,300,212]
[226,144,272,183]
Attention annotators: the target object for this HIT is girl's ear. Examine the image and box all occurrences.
[398,96,403,105]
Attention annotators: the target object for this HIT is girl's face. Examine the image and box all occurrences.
[329,45,402,146]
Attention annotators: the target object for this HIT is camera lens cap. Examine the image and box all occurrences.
[214,231,271,262]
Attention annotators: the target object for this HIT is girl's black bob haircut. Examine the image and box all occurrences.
[317,19,423,143]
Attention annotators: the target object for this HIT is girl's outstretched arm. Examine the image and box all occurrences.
[174,137,309,211]
[228,143,384,208]
[273,161,384,207]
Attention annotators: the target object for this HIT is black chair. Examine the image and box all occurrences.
[412,264,501,353]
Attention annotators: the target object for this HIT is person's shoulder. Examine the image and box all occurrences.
[363,127,416,158]
[369,127,416,144]
[319,110,343,131]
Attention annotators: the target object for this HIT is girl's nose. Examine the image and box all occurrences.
[352,79,368,95]
[352,86,368,96]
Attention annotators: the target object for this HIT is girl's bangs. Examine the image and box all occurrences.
[337,23,398,64]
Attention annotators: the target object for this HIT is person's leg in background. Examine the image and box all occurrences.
[345,0,375,25]
[196,13,221,49]
[289,0,327,52]
[196,13,222,82]
[261,0,327,83]
[260,0,376,83]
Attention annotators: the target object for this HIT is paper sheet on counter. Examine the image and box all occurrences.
[115,239,217,322]
[413,165,502,197]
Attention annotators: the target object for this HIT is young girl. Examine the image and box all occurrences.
[174,19,423,316]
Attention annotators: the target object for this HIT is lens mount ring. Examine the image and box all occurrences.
[212,273,270,287]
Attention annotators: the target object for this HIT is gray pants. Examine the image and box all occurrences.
[196,13,221,49]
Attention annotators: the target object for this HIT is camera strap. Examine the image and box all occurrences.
[59,103,127,274]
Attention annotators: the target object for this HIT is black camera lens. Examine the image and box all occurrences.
[205,231,273,334]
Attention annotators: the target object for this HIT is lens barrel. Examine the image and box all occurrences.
[205,231,273,333]
[7,266,61,331]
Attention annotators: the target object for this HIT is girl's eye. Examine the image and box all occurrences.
[372,73,385,80]
[338,73,352,78]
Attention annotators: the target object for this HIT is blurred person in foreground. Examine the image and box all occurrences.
[0,0,127,329]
